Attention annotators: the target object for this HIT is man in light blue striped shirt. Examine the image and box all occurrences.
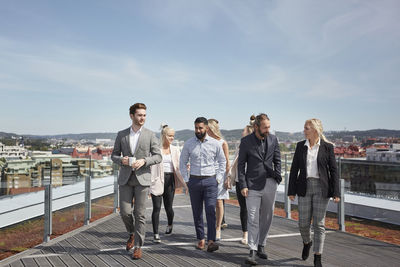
[179,117,226,253]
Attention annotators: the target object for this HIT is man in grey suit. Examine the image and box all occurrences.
[238,113,281,265]
[111,103,162,260]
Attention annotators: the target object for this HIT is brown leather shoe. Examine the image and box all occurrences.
[196,239,205,250]
[207,241,219,252]
[126,234,134,251]
[132,247,142,260]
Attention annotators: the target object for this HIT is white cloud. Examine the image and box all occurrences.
[0,39,201,95]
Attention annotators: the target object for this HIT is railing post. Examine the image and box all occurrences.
[113,168,119,213]
[337,157,345,231]
[284,153,291,219]
[84,156,91,225]
[338,179,346,232]
[43,159,52,242]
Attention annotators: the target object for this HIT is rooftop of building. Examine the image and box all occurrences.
[1,194,399,267]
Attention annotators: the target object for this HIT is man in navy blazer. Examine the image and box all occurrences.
[238,113,281,265]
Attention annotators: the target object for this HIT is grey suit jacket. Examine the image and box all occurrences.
[111,127,162,186]
[238,133,282,191]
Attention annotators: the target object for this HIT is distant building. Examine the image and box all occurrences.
[0,154,114,196]
[342,135,357,143]
[95,139,114,146]
[53,146,113,160]
[334,145,363,158]
[366,144,400,163]
[0,142,28,160]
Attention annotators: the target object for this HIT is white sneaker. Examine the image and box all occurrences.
[153,234,161,243]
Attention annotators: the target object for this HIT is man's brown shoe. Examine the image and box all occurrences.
[207,241,219,252]
[132,247,142,260]
[196,239,205,250]
[126,234,134,251]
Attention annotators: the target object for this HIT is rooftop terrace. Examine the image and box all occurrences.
[1,194,399,267]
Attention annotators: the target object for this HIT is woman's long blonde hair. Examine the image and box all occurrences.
[161,124,175,145]
[207,118,223,140]
[305,118,331,144]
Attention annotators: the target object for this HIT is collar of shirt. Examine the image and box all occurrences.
[130,126,142,135]
[196,134,210,143]
[304,138,320,149]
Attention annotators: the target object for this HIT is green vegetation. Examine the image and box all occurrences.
[0,138,15,146]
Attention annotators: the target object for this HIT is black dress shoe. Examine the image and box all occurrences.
[314,254,322,267]
[245,250,257,265]
[302,241,312,260]
[257,245,268,259]
[165,225,173,235]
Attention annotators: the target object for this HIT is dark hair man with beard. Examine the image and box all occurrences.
[179,117,226,252]
[238,113,282,265]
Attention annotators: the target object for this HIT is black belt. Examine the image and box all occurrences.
[190,175,215,179]
[164,172,174,175]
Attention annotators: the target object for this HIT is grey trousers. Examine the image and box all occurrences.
[247,178,278,251]
[298,178,329,254]
[119,173,149,247]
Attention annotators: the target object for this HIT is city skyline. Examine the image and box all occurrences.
[1,0,399,135]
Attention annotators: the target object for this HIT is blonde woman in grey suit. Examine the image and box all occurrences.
[288,118,340,267]
[111,103,162,260]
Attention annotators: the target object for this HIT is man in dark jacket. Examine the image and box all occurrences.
[238,113,281,265]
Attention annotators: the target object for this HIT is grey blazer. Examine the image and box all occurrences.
[111,127,162,186]
[238,133,282,191]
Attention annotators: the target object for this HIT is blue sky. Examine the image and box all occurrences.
[1,0,399,135]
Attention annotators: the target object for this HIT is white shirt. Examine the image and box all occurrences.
[305,139,320,178]
[162,153,174,173]
[129,126,142,155]
[179,135,226,183]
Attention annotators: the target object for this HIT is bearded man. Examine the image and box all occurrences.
[237,113,282,265]
[179,117,226,252]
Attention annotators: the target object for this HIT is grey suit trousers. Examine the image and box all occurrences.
[247,178,278,250]
[119,172,149,247]
[298,178,329,254]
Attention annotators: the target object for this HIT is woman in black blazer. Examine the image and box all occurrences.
[288,118,340,267]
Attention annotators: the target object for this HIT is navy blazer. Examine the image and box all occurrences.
[238,133,282,191]
[288,139,339,198]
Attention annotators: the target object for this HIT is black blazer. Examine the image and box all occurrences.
[238,133,282,191]
[288,139,339,198]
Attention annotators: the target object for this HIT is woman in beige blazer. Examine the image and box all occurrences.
[150,125,188,243]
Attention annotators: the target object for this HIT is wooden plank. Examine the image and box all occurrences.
[32,251,53,267]
[20,257,39,267]
[68,235,110,267]
[8,261,24,267]
[60,239,96,267]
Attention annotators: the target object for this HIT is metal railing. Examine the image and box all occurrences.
[22,154,400,243]
[42,158,119,243]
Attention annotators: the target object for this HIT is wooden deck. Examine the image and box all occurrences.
[1,194,399,266]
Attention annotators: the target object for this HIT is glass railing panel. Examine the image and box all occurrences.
[0,186,45,260]
[340,159,400,200]
[51,177,85,238]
